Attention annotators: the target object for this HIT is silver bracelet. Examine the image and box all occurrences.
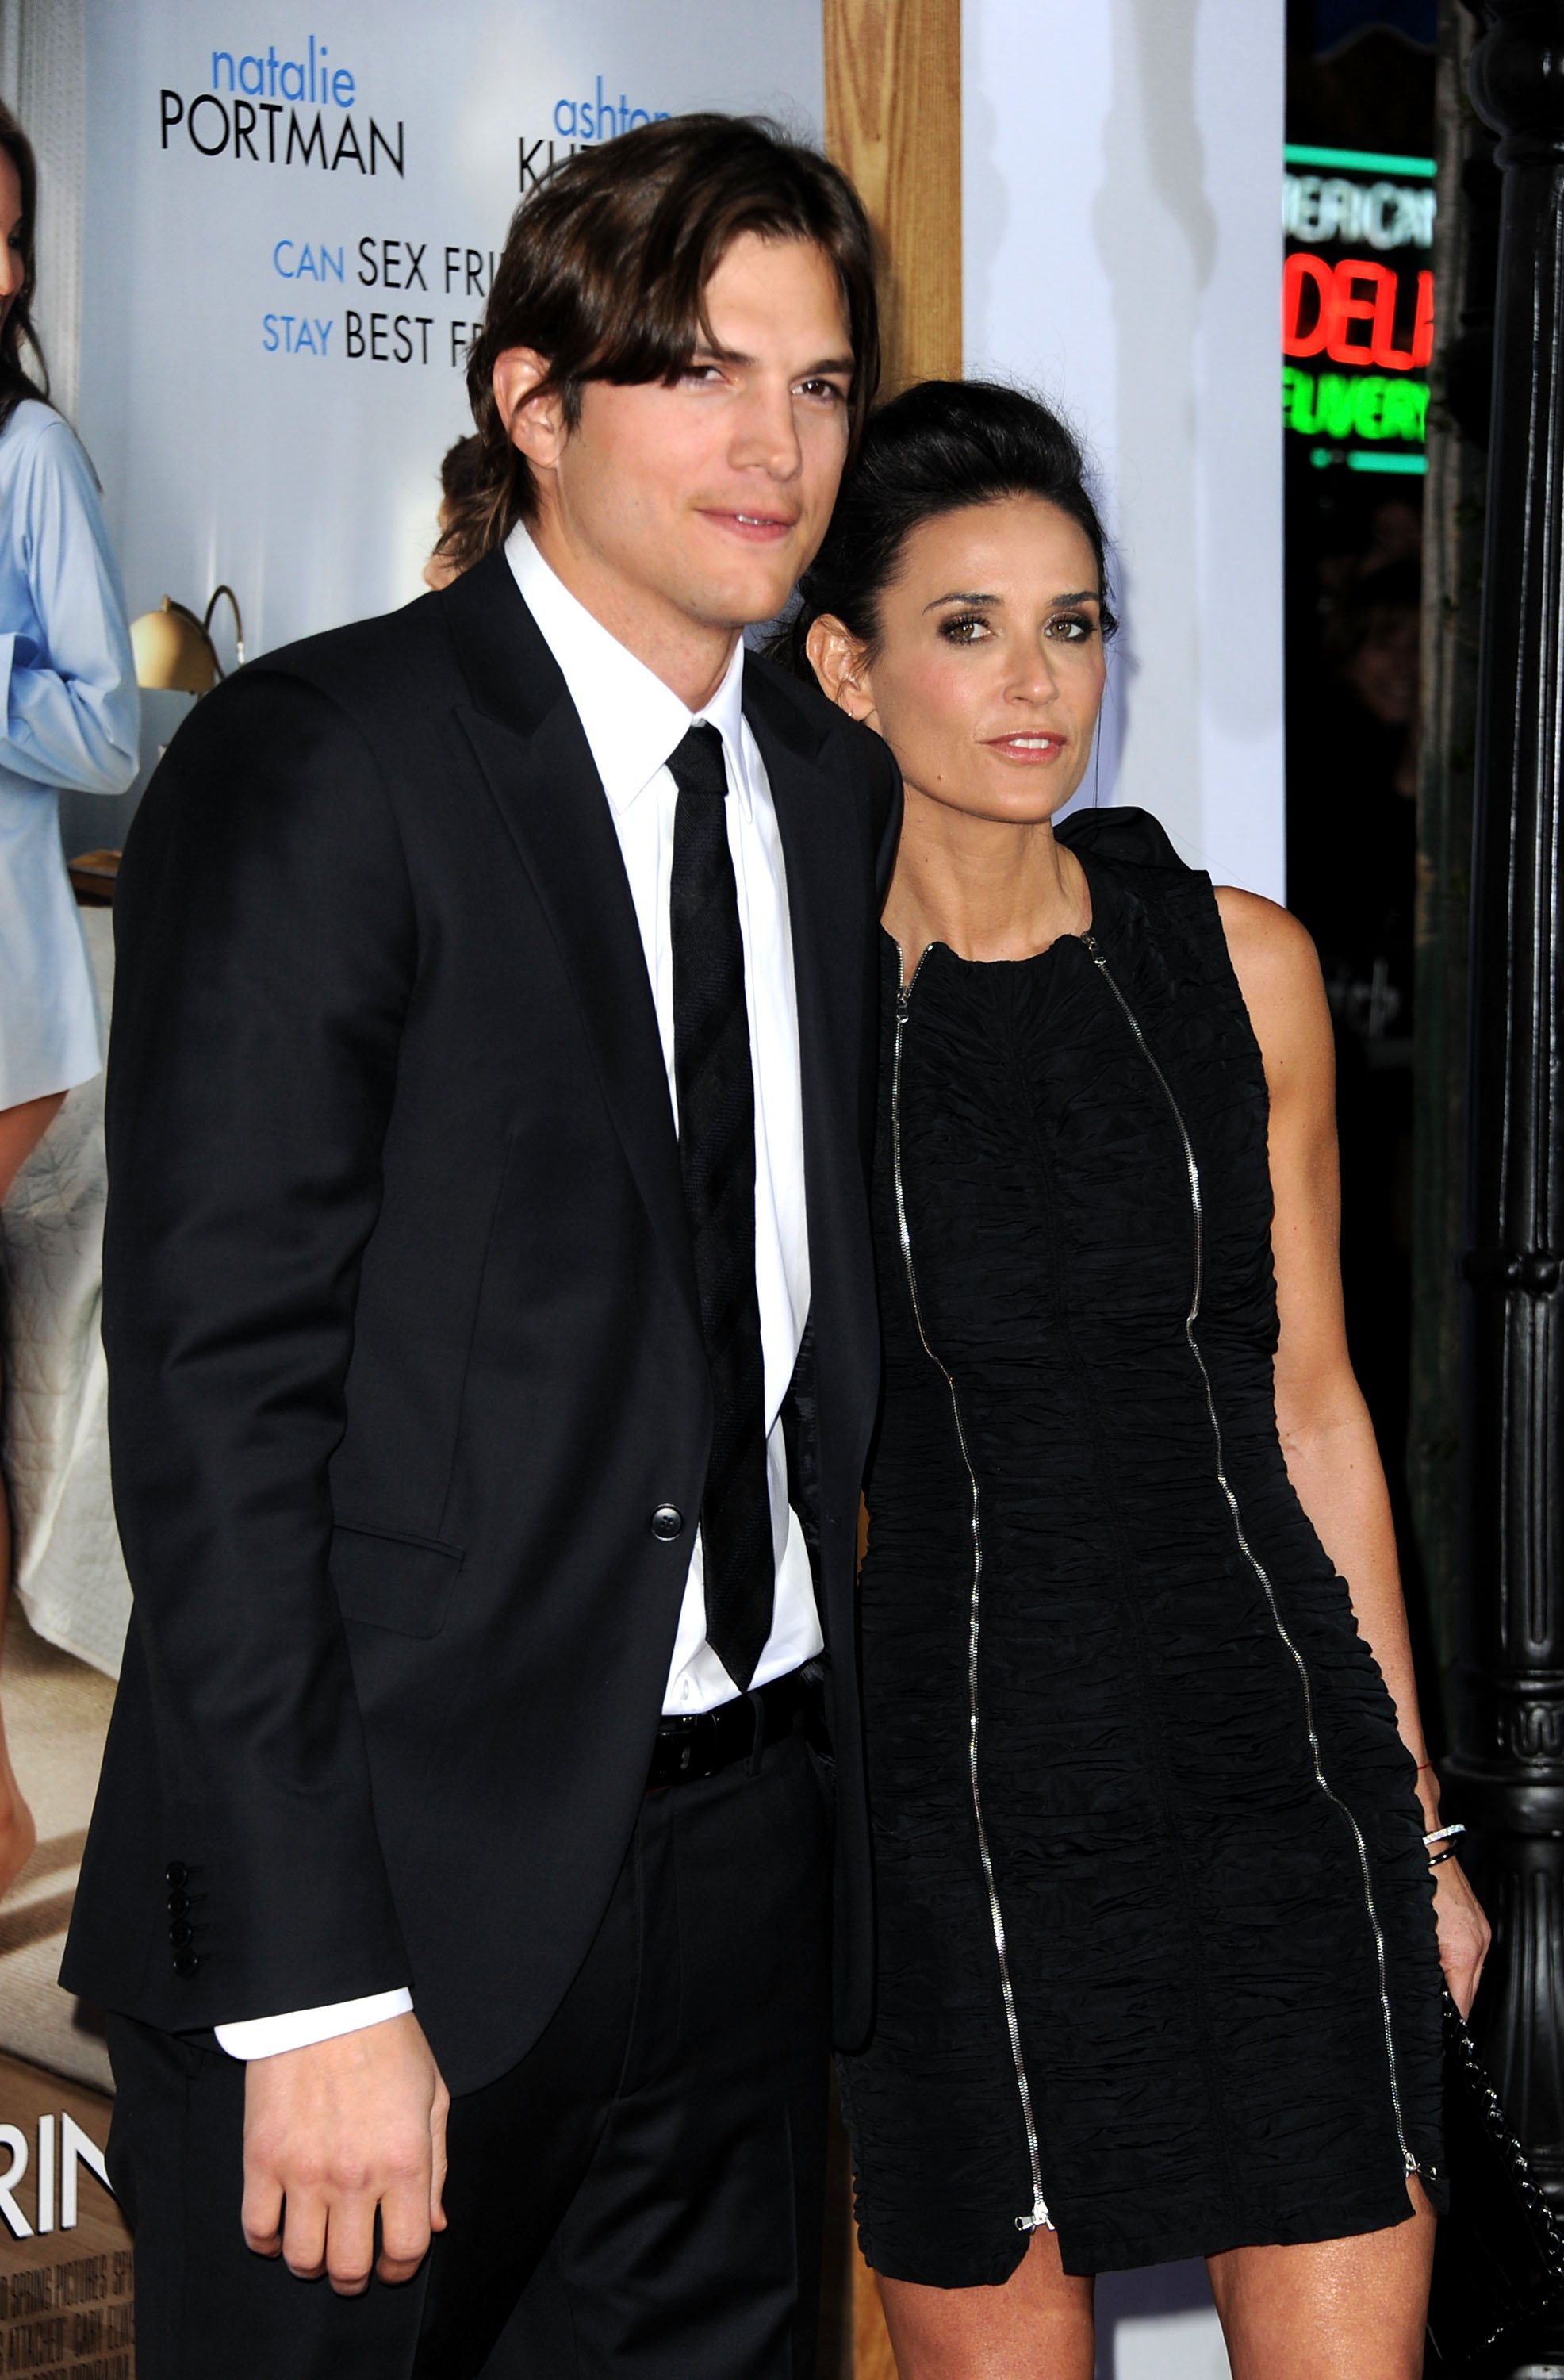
[1424,1821,1466,1849]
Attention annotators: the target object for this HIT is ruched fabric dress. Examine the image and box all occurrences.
[841,807,1443,2286]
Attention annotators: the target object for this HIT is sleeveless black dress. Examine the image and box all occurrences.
[840,808,1444,2286]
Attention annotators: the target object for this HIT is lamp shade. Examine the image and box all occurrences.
[129,597,218,693]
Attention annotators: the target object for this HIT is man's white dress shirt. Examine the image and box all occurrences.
[217,524,820,2058]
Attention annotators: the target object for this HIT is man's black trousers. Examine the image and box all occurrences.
[105,1725,834,2378]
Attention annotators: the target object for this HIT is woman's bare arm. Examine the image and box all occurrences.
[1215,885,1489,2013]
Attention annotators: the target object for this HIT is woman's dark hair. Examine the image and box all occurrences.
[0,101,49,434]
[780,378,1117,677]
[441,112,878,576]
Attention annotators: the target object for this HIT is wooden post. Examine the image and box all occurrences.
[822,0,962,392]
[820,5,960,2363]
[851,2263,898,2380]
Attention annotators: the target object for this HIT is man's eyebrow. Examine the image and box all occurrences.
[684,344,856,378]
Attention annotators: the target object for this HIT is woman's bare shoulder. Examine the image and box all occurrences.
[1212,885,1330,1090]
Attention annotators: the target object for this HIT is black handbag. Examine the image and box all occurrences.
[1425,1990,1564,2374]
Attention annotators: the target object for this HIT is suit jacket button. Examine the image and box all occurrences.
[173,1951,201,1979]
[650,1505,684,1541]
[167,1891,190,1918]
[165,1861,190,1888]
[169,1921,194,1948]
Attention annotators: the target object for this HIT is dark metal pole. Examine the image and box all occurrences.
[1409,0,1493,1700]
[1452,0,1564,2206]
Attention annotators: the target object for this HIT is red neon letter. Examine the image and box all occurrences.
[1413,269,1434,368]
[1327,261,1391,365]
[1282,252,1334,358]
[1371,269,1416,370]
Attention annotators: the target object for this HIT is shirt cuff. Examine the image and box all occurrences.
[213,1989,415,2061]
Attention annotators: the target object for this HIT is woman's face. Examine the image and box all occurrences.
[0,149,24,330]
[813,495,1109,827]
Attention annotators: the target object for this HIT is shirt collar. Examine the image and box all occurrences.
[505,522,747,812]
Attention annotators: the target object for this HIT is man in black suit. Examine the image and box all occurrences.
[62,115,898,2378]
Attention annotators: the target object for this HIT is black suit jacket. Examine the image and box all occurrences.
[62,551,899,2094]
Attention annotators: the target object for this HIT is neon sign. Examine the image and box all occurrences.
[1282,255,1433,371]
[1282,144,1434,474]
[1282,368,1428,441]
[1283,175,1434,251]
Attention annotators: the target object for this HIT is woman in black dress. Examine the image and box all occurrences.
[793,383,1489,2376]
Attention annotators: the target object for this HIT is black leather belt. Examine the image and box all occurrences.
[646,1668,817,1791]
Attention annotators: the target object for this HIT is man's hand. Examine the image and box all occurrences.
[241,2012,449,2294]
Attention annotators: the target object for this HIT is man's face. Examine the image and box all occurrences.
[512,232,855,644]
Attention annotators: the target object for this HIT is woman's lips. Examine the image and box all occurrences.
[985,733,1067,763]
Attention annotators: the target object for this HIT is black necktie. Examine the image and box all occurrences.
[667,724,774,1691]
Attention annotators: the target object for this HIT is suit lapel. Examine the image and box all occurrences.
[442,555,700,1339]
[749,697,861,1142]
[744,669,874,1370]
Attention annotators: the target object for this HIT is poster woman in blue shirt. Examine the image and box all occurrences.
[0,102,139,1888]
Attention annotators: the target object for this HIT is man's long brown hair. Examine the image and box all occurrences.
[0,102,49,435]
[442,113,879,576]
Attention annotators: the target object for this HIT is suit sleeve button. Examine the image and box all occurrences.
[650,1505,684,1542]
[173,1951,201,1979]
[169,1921,194,1948]
[165,1861,190,1888]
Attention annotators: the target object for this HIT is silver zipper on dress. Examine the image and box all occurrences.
[1080,931,1418,2181]
[891,948,1053,2236]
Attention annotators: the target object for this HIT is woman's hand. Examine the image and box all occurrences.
[1432,1858,1490,2018]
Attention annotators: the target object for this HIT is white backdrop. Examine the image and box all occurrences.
[76,1,822,662]
[964,0,1287,900]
